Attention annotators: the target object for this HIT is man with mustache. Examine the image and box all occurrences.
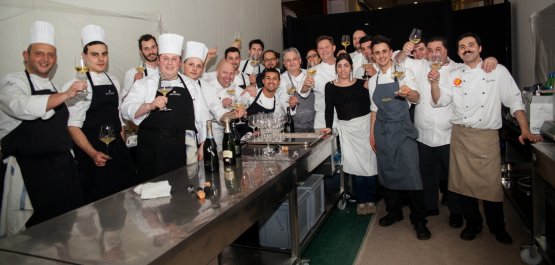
[122,34,159,98]
[430,32,542,244]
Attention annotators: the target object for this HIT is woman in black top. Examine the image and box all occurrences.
[322,53,378,216]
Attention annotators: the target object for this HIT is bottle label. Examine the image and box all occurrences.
[223,150,233,159]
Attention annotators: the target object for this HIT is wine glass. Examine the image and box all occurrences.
[341,35,351,51]
[74,55,89,98]
[99,123,115,160]
[158,81,173,111]
[307,61,317,89]
[408,28,422,44]
[136,58,145,73]
[361,57,373,81]
[429,52,442,71]
[233,31,242,47]
[287,85,296,96]
[225,83,237,109]
[233,97,249,124]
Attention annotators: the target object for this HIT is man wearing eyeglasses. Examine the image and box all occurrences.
[255,50,281,88]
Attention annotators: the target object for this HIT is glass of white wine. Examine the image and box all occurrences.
[75,55,89,97]
[341,34,351,51]
[287,86,296,96]
[158,82,173,111]
[392,63,406,82]
[307,61,317,89]
[233,31,242,47]
[408,28,422,44]
[429,52,442,71]
[136,58,145,74]
[99,123,115,160]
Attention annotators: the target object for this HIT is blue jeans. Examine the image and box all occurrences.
[352,175,377,203]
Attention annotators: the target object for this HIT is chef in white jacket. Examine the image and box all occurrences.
[0,21,83,228]
[300,35,338,129]
[121,34,209,182]
[122,34,159,99]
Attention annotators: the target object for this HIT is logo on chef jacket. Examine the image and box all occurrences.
[105,89,115,96]
[168,90,181,96]
[453,78,462,87]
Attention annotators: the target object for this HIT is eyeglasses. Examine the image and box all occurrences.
[306,54,318,59]
[263,57,277,63]
[284,57,300,63]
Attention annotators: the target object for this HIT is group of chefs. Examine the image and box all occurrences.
[0,20,544,247]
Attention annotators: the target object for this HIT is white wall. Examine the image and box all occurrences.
[0,0,283,85]
[511,0,555,87]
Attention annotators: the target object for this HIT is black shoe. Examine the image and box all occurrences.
[449,213,463,228]
[492,228,513,244]
[413,223,431,240]
[426,209,440,217]
[379,213,403,227]
[460,225,482,241]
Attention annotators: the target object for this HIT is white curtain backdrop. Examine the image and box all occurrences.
[531,3,555,83]
[0,0,283,86]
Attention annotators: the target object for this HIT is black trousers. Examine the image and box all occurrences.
[417,142,461,214]
[384,187,427,225]
[454,192,506,232]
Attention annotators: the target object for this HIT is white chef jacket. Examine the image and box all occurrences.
[62,71,124,128]
[253,90,287,116]
[121,73,210,143]
[202,71,250,89]
[404,57,458,147]
[201,78,251,150]
[122,64,159,99]
[369,65,420,113]
[350,51,364,78]
[277,70,305,114]
[239,59,265,75]
[0,72,57,141]
[299,62,336,129]
[435,61,525,130]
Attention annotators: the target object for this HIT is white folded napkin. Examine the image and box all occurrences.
[133,181,172,199]
[126,135,138,147]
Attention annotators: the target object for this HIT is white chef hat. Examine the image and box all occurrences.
[29,20,55,47]
[184,41,208,62]
[158,33,184,56]
[81,24,105,47]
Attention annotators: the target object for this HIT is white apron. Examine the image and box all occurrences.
[336,114,377,176]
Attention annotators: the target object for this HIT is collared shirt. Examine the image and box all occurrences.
[368,65,420,113]
[405,57,458,147]
[299,62,336,128]
[0,72,56,140]
[239,59,265,75]
[253,91,287,116]
[121,73,211,142]
[122,64,159,99]
[276,69,305,115]
[436,61,525,129]
[62,71,124,128]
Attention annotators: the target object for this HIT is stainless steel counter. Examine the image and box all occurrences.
[0,134,336,265]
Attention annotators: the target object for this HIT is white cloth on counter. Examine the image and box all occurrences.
[133,181,172,199]
[0,156,33,237]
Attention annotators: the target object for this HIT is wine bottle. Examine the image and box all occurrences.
[231,120,242,157]
[222,117,236,166]
[203,120,219,172]
[543,72,554,96]
[284,107,295,133]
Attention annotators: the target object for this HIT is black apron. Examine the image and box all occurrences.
[238,89,276,136]
[1,70,83,227]
[238,72,247,89]
[73,72,136,203]
[372,73,422,190]
[137,75,196,181]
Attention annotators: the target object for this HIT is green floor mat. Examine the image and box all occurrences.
[301,205,372,265]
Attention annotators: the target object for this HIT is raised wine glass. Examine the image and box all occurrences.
[341,35,351,51]
[429,52,442,71]
[307,61,317,89]
[99,123,115,160]
[74,55,89,97]
[158,81,173,111]
[233,31,242,47]
[136,58,145,73]
[408,28,422,44]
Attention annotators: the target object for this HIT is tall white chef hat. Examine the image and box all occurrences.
[158,33,184,56]
[29,20,55,47]
[184,41,208,62]
[81,24,105,47]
